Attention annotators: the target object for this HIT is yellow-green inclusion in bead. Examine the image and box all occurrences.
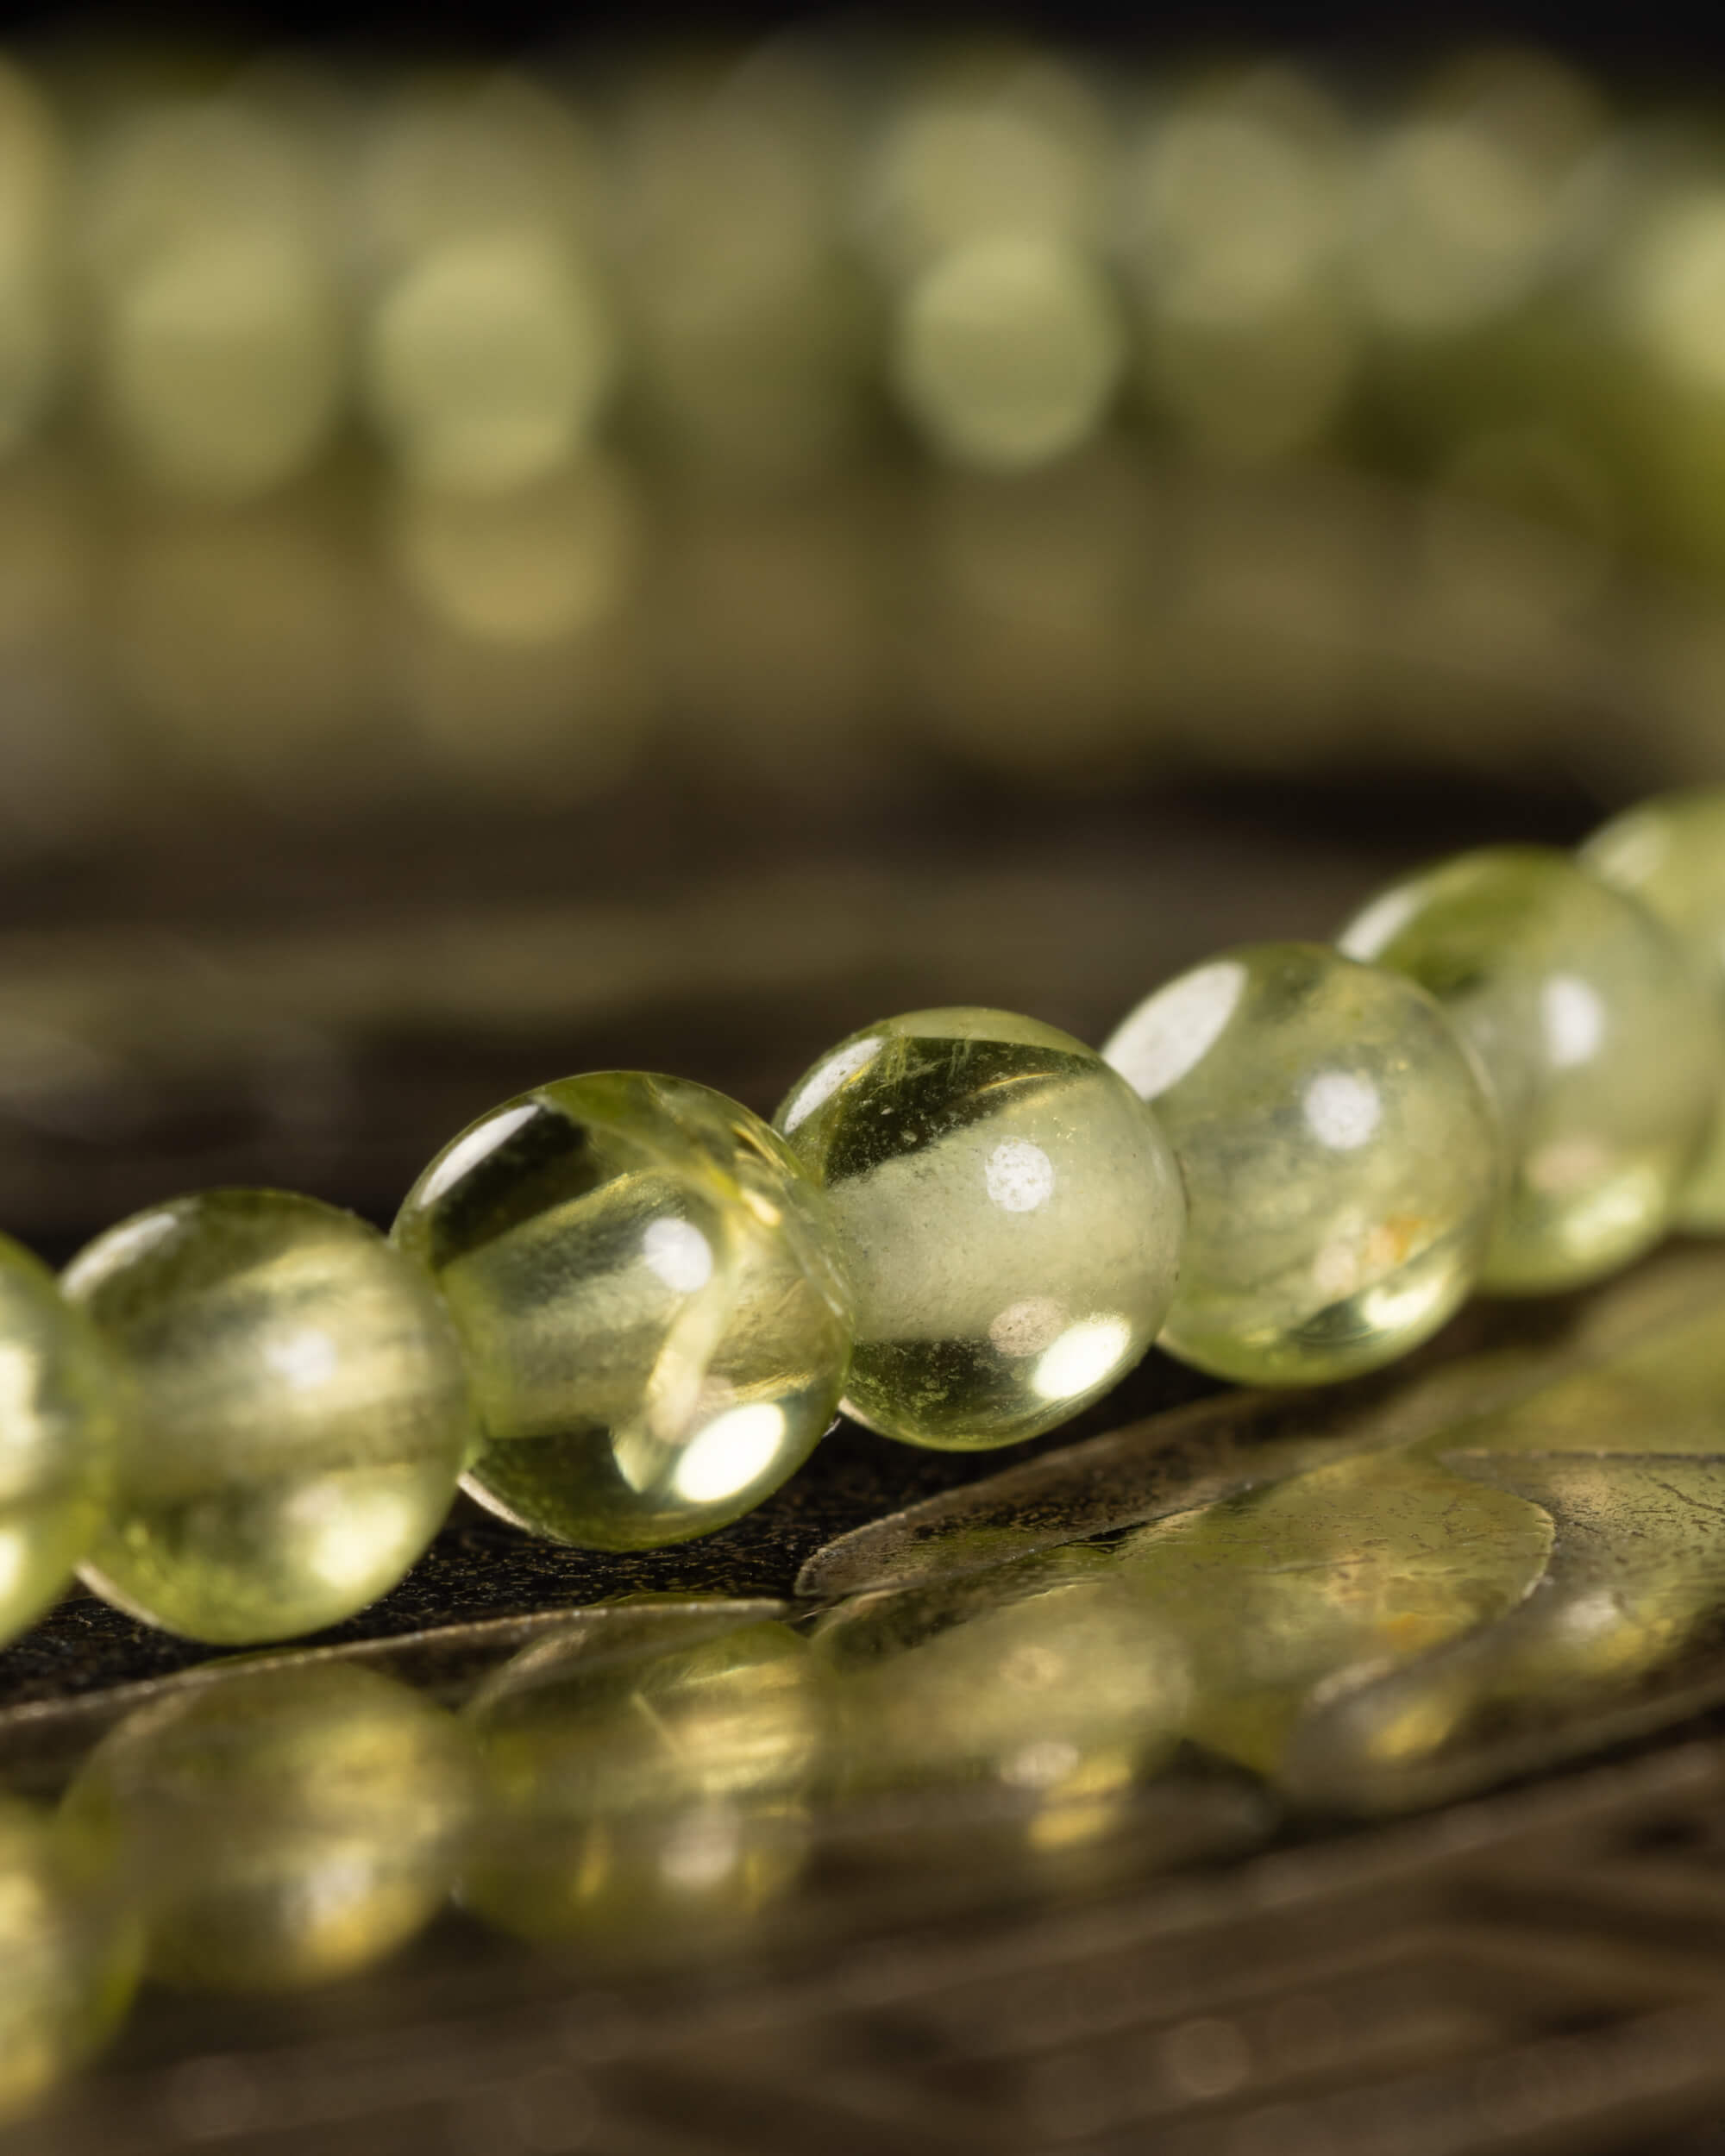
[393,1075,853,1551]
[1339,845,1722,1293]
[0,1234,114,1648]
[65,1190,474,1645]
[1582,787,1725,1229]
[773,1008,1184,1450]
[1103,943,1500,1385]
[61,1663,474,1991]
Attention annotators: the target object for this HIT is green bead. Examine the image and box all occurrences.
[1104,943,1501,1384]
[61,1663,475,1992]
[1581,788,1725,1229]
[1339,845,1722,1293]
[393,1075,852,1551]
[773,1008,1185,1451]
[65,1191,474,1645]
[0,1234,114,1648]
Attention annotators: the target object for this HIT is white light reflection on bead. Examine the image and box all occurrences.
[1303,1070,1382,1151]
[61,1209,182,1298]
[1032,1316,1132,1401]
[414,1101,538,1210]
[292,1478,422,1589]
[0,1526,26,1606]
[1336,887,1421,960]
[780,1037,883,1134]
[1358,1270,1452,1335]
[1103,961,1246,1100]
[986,1139,1055,1213]
[1541,974,1605,1069]
[988,1296,1067,1357]
[672,1401,787,1503]
[643,1217,714,1294]
[658,1803,743,1894]
[263,1328,339,1390]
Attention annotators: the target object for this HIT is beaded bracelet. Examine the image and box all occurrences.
[0,788,1722,1656]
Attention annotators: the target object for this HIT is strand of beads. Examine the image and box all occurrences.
[0,791,1722,1653]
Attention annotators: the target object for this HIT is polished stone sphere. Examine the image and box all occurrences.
[0,1234,115,1647]
[1340,845,1722,1292]
[774,1007,1185,1449]
[394,1074,853,1549]
[66,1190,474,1644]
[1105,942,1501,1383]
[1582,787,1725,1229]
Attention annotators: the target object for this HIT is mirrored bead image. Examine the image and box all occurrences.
[812,1547,1188,1858]
[60,1662,475,1992]
[1116,1447,1552,1777]
[392,1075,853,1549]
[1581,787,1725,1229]
[774,1009,1184,1448]
[459,1610,826,1948]
[1104,943,1500,1383]
[1339,846,1722,1292]
[0,1233,115,1647]
[65,1191,475,1644]
[0,1799,140,2122]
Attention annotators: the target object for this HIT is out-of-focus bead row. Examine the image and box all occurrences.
[0,789,1722,1651]
[0,39,1718,535]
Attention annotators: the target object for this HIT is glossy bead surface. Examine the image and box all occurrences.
[1104,943,1501,1384]
[774,1009,1185,1450]
[393,1075,852,1550]
[0,1235,114,1647]
[66,1191,474,1645]
[62,1663,474,1991]
[1581,788,1725,1228]
[1339,845,1722,1293]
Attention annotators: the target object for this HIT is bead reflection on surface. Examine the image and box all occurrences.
[812,1548,1187,1854]
[0,1233,113,1646]
[60,1663,474,1991]
[775,1008,1184,1450]
[394,1075,852,1549]
[1582,787,1725,1227]
[0,1799,138,2122]
[66,1191,474,1645]
[460,1612,825,1946]
[1104,944,1500,1383]
[1339,846,1723,1291]
[1118,1449,1552,1775]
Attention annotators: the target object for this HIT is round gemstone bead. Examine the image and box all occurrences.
[773,1008,1185,1450]
[1581,788,1725,1229]
[392,1074,853,1550]
[0,1235,114,1648]
[65,1190,474,1645]
[1104,943,1501,1384]
[1339,845,1722,1293]
[61,1663,474,1991]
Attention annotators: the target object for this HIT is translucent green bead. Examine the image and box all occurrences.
[65,1191,474,1645]
[392,1074,853,1551]
[1339,845,1722,1293]
[1581,788,1725,1229]
[61,1662,475,1992]
[0,1235,114,1648]
[774,1008,1185,1450]
[1104,943,1501,1384]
